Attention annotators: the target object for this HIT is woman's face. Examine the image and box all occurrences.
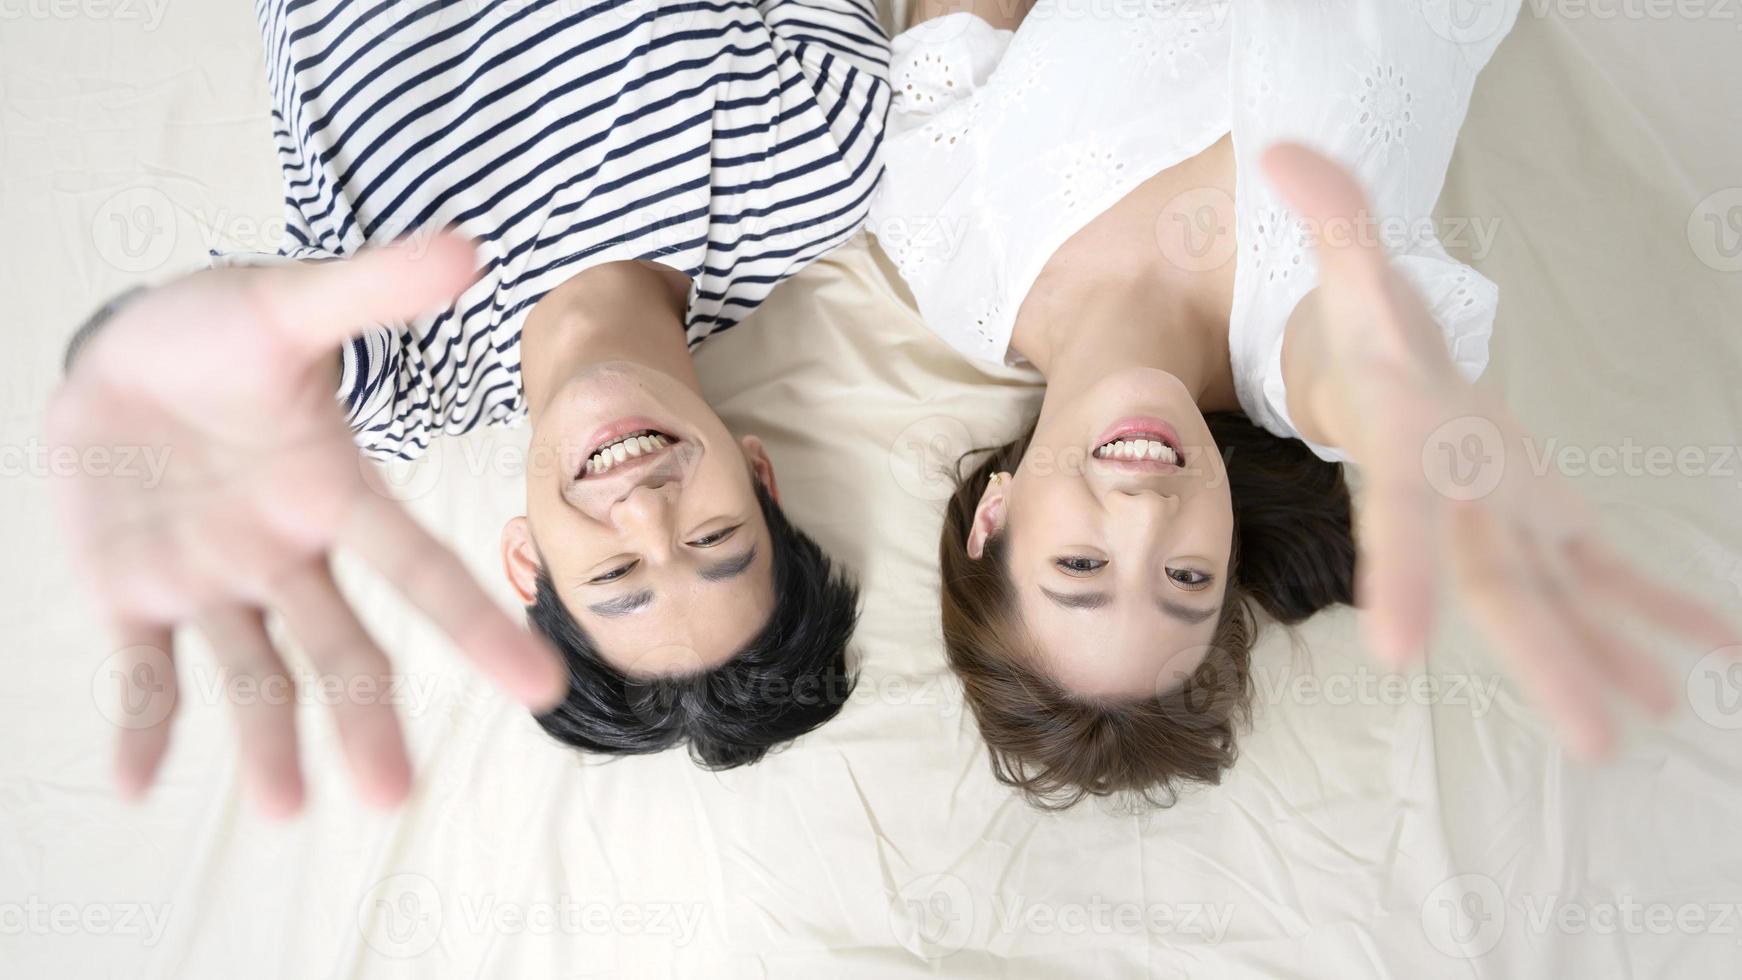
[967,367,1235,699]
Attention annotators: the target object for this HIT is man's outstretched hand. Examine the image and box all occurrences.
[48,237,567,816]
[1263,142,1740,760]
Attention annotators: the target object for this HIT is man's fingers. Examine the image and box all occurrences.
[246,233,479,357]
[1454,519,1615,760]
[107,620,179,801]
[1260,142,1389,284]
[272,559,412,809]
[1572,539,1742,651]
[1356,476,1441,665]
[196,605,306,818]
[341,489,567,712]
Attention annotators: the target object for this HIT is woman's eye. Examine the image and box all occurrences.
[588,561,638,584]
[1168,567,1212,590]
[689,524,741,548]
[1053,556,1106,575]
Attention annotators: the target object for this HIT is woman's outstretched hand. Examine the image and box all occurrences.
[47,237,567,815]
[1262,143,1738,759]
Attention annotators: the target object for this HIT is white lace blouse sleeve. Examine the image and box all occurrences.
[1227,0,1521,463]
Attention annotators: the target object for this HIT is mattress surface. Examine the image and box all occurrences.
[2,2,1740,977]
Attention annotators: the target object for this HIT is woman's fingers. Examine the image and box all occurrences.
[1356,474,1442,666]
[1451,508,1615,760]
[108,619,179,800]
[1260,142,1390,285]
[1571,538,1742,652]
[196,605,306,818]
[272,559,412,809]
[1532,542,1676,718]
[245,234,479,358]
[341,486,567,711]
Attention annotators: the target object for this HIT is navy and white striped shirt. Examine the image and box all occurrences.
[234,0,889,459]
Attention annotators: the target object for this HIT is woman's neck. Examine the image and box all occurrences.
[1012,267,1239,421]
[520,260,696,419]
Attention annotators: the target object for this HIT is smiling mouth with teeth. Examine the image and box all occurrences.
[582,430,675,477]
[1092,435,1180,465]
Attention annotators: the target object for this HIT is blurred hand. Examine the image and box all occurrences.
[1263,142,1739,759]
[48,237,567,815]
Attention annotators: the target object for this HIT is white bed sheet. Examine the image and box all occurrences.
[3,2,1741,977]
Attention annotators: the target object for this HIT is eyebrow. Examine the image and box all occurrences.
[587,590,653,618]
[1039,587,1111,611]
[584,548,757,617]
[698,547,756,583]
[1158,598,1218,626]
[1038,587,1218,625]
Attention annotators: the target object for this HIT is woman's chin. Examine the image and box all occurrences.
[1076,366,1198,422]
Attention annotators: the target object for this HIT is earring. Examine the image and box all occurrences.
[988,473,1006,487]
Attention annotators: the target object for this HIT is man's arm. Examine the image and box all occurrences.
[50,237,565,815]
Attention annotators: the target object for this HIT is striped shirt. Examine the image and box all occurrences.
[232,0,890,459]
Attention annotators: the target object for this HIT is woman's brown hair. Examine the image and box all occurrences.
[939,412,1355,810]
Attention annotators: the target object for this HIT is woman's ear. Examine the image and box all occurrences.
[966,473,1012,560]
[739,434,780,504]
[500,516,540,605]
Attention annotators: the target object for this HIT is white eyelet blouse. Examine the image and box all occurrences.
[868,0,1521,462]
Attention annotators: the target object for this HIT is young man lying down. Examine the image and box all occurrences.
[50,0,890,814]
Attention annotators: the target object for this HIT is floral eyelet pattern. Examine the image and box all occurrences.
[897,48,962,113]
[1353,62,1418,155]
[1056,142,1129,213]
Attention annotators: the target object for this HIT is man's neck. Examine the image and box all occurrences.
[520,260,696,420]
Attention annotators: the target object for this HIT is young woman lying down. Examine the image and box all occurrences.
[869,0,1738,808]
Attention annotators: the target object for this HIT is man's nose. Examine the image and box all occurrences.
[610,484,676,558]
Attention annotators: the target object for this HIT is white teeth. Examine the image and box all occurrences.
[582,431,674,476]
[1093,438,1179,463]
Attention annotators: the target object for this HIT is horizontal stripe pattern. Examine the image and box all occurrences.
[228,0,888,459]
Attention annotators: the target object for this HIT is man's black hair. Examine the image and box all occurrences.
[528,481,859,769]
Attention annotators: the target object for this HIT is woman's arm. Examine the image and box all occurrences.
[1268,143,1738,759]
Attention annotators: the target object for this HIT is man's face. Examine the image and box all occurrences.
[502,361,776,676]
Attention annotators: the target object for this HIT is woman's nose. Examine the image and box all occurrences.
[1105,487,1181,526]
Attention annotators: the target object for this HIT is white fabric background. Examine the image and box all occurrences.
[2,2,1741,977]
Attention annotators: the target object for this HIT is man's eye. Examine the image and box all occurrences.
[1168,567,1213,590]
[1053,556,1106,575]
[689,524,741,548]
[588,560,638,584]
